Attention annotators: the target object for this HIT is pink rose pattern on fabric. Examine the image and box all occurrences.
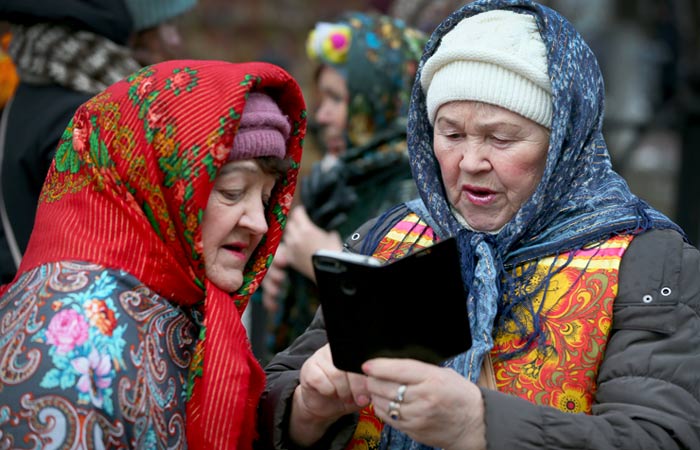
[1,262,196,447]
[46,309,89,354]
[36,274,126,415]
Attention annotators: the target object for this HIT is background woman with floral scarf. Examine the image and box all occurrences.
[258,1,700,449]
[0,60,306,449]
[261,11,426,359]
[0,0,196,285]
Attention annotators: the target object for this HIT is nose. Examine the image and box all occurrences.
[239,200,269,236]
[315,99,334,125]
[458,140,492,173]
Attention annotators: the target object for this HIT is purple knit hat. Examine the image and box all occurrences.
[230,92,291,161]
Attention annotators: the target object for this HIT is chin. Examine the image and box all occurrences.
[472,222,504,233]
[225,281,244,294]
[209,273,243,294]
[464,216,505,233]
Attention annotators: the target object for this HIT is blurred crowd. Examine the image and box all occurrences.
[3,0,699,217]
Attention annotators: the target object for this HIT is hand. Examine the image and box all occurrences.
[283,206,343,281]
[261,244,288,313]
[289,344,370,447]
[362,358,486,450]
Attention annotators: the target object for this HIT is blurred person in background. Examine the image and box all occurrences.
[0,28,19,280]
[260,11,426,360]
[0,0,196,284]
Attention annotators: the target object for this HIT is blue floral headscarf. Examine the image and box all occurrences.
[306,11,426,149]
[383,0,683,448]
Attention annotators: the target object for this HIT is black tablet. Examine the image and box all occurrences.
[312,237,472,374]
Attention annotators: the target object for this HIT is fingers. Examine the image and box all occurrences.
[363,375,414,429]
[359,358,485,449]
[362,357,433,385]
[300,345,362,407]
[286,206,342,251]
[360,359,429,426]
[283,206,343,280]
[366,377,409,404]
[261,283,280,313]
[347,372,371,407]
[273,243,288,265]
[290,204,312,224]
[291,345,357,447]
[285,206,312,243]
[308,346,371,406]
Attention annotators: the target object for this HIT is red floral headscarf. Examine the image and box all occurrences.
[16,60,306,449]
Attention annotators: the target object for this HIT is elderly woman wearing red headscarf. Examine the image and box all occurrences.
[0,59,306,449]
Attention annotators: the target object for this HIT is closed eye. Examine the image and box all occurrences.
[488,135,513,147]
[437,130,465,141]
[220,190,243,202]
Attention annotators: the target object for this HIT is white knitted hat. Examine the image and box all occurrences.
[421,10,552,128]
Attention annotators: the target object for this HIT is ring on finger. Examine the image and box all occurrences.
[388,400,401,421]
[395,384,407,403]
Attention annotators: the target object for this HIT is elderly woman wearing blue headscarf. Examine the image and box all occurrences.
[257,1,700,449]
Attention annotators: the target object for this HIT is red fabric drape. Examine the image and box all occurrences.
[15,60,306,449]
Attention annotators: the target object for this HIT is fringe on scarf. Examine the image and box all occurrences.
[8,23,140,94]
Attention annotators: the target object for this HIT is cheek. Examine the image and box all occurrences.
[501,157,546,199]
[201,202,235,254]
[200,210,218,259]
[435,150,461,186]
[331,103,348,130]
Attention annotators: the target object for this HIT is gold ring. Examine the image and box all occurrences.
[388,401,401,420]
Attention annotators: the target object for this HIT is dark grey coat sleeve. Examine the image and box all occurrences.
[255,216,383,450]
[483,229,700,449]
[255,307,359,450]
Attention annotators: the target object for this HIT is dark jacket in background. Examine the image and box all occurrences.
[0,0,133,284]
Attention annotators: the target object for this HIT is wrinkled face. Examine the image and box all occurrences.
[202,160,276,293]
[314,65,349,156]
[130,21,186,66]
[433,101,549,232]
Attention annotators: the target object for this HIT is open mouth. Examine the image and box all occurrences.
[464,186,496,205]
[469,186,493,195]
[223,243,245,254]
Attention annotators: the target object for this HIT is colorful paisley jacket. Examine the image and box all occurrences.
[258,204,700,450]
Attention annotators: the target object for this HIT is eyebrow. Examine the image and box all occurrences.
[436,116,524,134]
[219,162,262,176]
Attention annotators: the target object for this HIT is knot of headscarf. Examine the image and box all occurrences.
[446,230,500,382]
